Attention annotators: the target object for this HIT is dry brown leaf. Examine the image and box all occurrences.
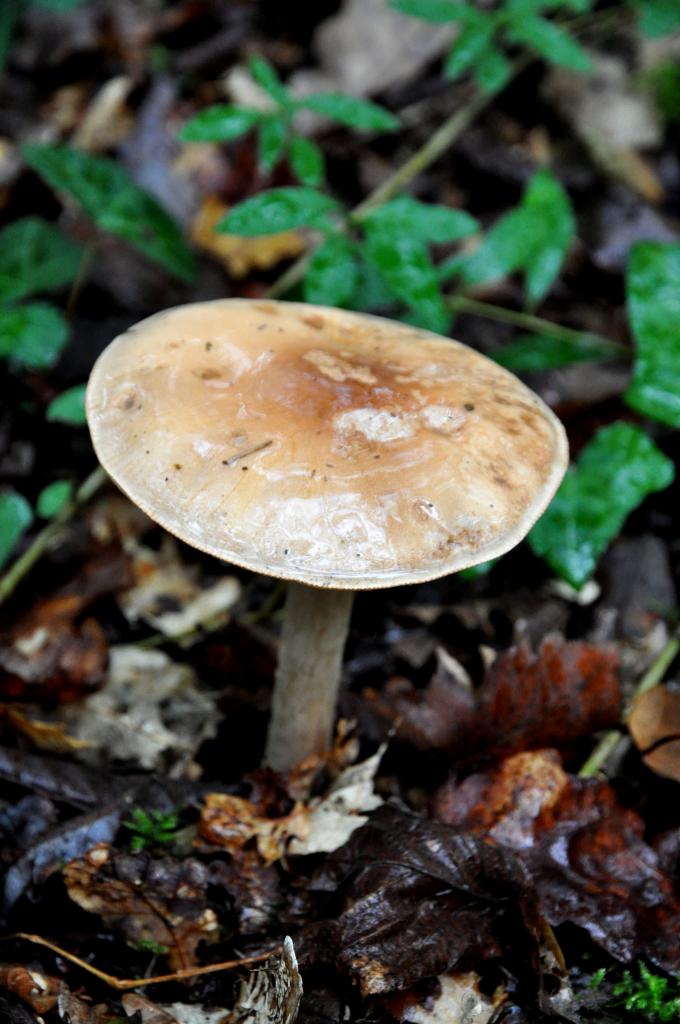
[190,197,304,278]
[0,703,90,753]
[0,965,63,1014]
[64,844,219,970]
[199,793,309,866]
[629,685,680,783]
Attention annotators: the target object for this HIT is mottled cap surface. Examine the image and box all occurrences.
[86,299,568,589]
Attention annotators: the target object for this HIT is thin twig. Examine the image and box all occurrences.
[5,933,280,990]
[0,465,107,608]
[579,631,680,778]
[446,295,627,353]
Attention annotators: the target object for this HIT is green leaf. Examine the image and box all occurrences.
[456,168,574,306]
[507,16,591,72]
[288,135,325,186]
[179,105,260,143]
[34,0,86,9]
[445,20,497,79]
[46,383,87,425]
[528,423,674,588]
[0,2,21,77]
[0,303,69,371]
[633,0,680,38]
[495,333,620,371]
[364,228,449,333]
[257,115,287,172]
[625,241,680,427]
[218,187,339,236]
[300,93,399,132]
[22,144,197,283]
[248,54,290,106]
[390,0,475,23]
[37,480,73,519]
[304,233,358,306]
[475,46,513,92]
[359,196,477,243]
[0,490,33,571]
[0,217,82,304]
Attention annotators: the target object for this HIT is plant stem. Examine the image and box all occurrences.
[579,630,680,778]
[0,465,107,608]
[446,295,627,353]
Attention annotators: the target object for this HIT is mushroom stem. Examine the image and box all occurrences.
[265,582,355,772]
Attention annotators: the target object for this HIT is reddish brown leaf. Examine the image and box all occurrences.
[435,750,680,971]
[629,685,680,783]
[0,965,63,1014]
[366,636,621,763]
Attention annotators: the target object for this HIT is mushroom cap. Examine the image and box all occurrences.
[86,299,568,589]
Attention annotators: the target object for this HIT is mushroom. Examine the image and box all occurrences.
[86,299,568,772]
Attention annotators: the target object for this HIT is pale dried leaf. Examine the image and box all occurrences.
[200,793,309,866]
[629,684,680,783]
[63,646,220,774]
[394,973,497,1024]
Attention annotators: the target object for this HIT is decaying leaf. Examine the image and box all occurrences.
[225,936,302,1024]
[122,993,229,1024]
[435,750,680,971]
[62,645,220,774]
[64,844,219,970]
[0,550,132,699]
[57,989,116,1024]
[199,792,309,866]
[288,745,384,856]
[629,684,680,783]
[118,538,240,638]
[0,703,90,753]
[367,635,621,764]
[191,197,304,278]
[388,973,498,1024]
[0,965,63,1014]
[300,804,546,997]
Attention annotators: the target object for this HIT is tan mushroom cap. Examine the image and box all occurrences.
[86,299,568,589]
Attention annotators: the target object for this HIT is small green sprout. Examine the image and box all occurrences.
[122,808,180,852]
[133,939,170,955]
[612,964,680,1022]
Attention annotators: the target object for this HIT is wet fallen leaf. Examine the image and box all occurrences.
[299,804,546,998]
[57,989,117,1024]
[64,844,219,971]
[0,549,132,700]
[118,538,240,639]
[191,197,305,278]
[63,645,220,774]
[387,973,498,1024]
[367,635,621,764]
[0,965,63,1014]
[199,792,309,866]
[435,750,680,971]
[629,684,680,783]
[208,849,281,934]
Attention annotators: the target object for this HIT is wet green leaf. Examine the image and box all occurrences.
[0,217,82,304]
[289,135,325,186]
[625,241,680,428]
[529,423,674,588]
[0,302,69,371]
[179,105,260,142]
[0,490,33,571]
[454,168,574,306]
[390,0,475,23]
[364,228,449,333]
[37,480,73,519]
[475,47,513,92]
[633,0,680,38]
[359,197,477,243]
[257,115,287,171]
[22,144,197,283]
[444,19,496,79]
[301,93,399,132]
[248,54,290,106]
[304,233,358,306]
[495,333,621,371]
[46,383,87,425]
[218,187,339,235]
[508,16,591,72]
